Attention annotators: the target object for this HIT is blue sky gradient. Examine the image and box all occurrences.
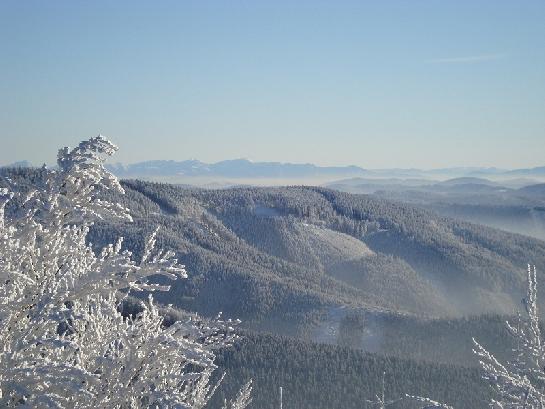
[1,1,544,168]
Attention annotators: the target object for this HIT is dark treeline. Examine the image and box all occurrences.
[209,331,492,409]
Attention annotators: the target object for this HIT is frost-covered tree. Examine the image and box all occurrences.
[473,265,545,408]
[0,136,251,408]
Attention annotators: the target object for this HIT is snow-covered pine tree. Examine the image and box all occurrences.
[0,136,251,408]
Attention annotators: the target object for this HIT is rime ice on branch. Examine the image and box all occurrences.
[0,136,251,408]
[472,265,545,409]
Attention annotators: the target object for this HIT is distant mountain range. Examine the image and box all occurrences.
[3,158,545,184]
[105,159,366,179]
[104,160,545,182]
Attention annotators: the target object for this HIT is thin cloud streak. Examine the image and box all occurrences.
[426,53,506,64]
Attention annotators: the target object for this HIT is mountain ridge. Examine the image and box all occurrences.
[4,160,545,184]
[107,161,545,183]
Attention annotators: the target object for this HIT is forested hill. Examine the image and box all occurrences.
[91,179,545,327]
[3,169,545,329]
[210,331,491,409]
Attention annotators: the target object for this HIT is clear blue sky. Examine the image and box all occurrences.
[1,1,544,168]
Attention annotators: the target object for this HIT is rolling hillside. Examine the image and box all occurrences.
[4,168,544,328]
[88,180,545,331]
